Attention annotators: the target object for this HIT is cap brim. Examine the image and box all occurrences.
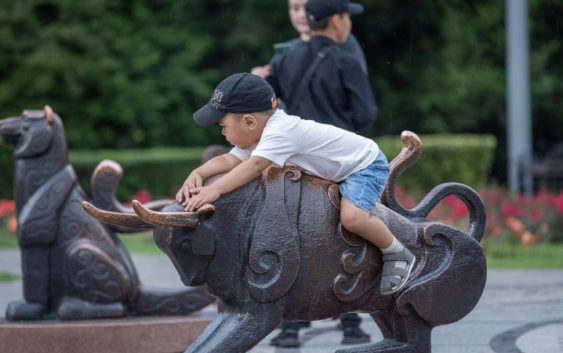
[348,3,364,15]
[193,104,226,127]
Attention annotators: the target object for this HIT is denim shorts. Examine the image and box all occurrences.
[339,150,390,213]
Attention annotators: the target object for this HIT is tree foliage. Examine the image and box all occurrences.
[0,0,561,181]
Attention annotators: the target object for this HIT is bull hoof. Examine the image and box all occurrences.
[57,297,125,320]
[5,299,46,320]
[335,339,418,353]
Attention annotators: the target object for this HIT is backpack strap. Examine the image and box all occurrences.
[288,45,335,114]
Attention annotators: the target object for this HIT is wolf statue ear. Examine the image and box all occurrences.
[44,105,55,125]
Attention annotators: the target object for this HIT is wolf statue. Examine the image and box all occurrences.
[0,106,214,320]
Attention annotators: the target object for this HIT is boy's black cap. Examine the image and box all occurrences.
[194,73,277,127]
[306,0,364,21]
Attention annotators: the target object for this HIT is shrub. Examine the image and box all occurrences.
[0,134,496,200]
[0,146,205,200]
[70,147,205,200]
[0,147,13,199]
[377,134,496,192]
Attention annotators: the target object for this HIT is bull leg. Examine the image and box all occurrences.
[185,304,283,353]
[335,311,431,353]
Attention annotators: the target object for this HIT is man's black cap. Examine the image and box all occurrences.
[306,0,364,21]
[194,73,277,127]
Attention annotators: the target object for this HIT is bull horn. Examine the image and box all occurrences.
[132,200,215,227]
[82,201,152,229]
[44,105,54,124]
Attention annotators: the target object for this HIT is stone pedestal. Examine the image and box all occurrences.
[0,316,211,353]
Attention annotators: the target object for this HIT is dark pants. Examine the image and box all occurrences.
[280,312,362,332]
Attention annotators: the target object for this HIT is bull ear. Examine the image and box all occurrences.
[44,105,55,125]
[197,204,215,220]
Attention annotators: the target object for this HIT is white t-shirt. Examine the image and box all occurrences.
[229,109,379,182]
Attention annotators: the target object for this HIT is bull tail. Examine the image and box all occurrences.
[411,183,486,242]
[381,132,486,242]
[381,131,423,214]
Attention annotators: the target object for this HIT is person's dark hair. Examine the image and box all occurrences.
[307,15,331,31]
[200,145,229,164]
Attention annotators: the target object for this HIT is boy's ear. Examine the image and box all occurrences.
[329,14,340,28]
[242,114,258,129]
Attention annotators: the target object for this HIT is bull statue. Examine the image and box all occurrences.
[0,106,214,320]
[83,131,487,353]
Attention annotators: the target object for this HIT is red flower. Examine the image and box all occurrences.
[131,190,152,204]
[506,216,525,234]
[0,199,16,218]
[530,209,543,222]
[501,203,524,217]
[444,196,468,221]
[520,231,539,246]
[7,216,17,233]
[557,192,563,215]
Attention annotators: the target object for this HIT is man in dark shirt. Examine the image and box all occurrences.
[266,0,377,133]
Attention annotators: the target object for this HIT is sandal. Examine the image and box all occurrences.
[380,247,416,295]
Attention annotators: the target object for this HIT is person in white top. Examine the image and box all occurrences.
[176,73,415,296]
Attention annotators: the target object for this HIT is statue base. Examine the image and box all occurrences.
[0,316,211,353]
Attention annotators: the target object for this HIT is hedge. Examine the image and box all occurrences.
[0,134,496,200]
[377,134,497,192]
[0,147,204,201]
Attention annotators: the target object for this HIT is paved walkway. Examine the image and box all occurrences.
[1,248,562,353]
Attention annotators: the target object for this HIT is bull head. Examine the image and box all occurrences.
[82,200,217,257]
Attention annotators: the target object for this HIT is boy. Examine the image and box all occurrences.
[176,73,415,295]
[265,0,376,132]
[251,0,367,79]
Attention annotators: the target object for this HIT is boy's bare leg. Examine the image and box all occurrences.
[340,198,394,248]
[340,198,415,295]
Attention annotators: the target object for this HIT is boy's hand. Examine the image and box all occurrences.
[184,186,220,212]
[176,172,203,204]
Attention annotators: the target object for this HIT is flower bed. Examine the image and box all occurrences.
[393,185,563,257]
[2,186,563,267]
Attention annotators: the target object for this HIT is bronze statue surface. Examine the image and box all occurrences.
[85,131,487,353]
[0,106,214,320]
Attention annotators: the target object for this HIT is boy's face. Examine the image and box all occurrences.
[288,0,310,35]
[218,113,260,149]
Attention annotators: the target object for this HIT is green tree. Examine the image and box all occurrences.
[0,0,561,183]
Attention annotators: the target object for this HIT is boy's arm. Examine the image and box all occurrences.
[183,155,271,211]
[176,153,242,203]
[196,153,242,180]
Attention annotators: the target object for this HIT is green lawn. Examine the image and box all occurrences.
[0,271,20,282]
[484,241,563,268]
[0,229,17,247]
[2,227,563,268]
[0,228,164,255]
[117,231,164,255]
